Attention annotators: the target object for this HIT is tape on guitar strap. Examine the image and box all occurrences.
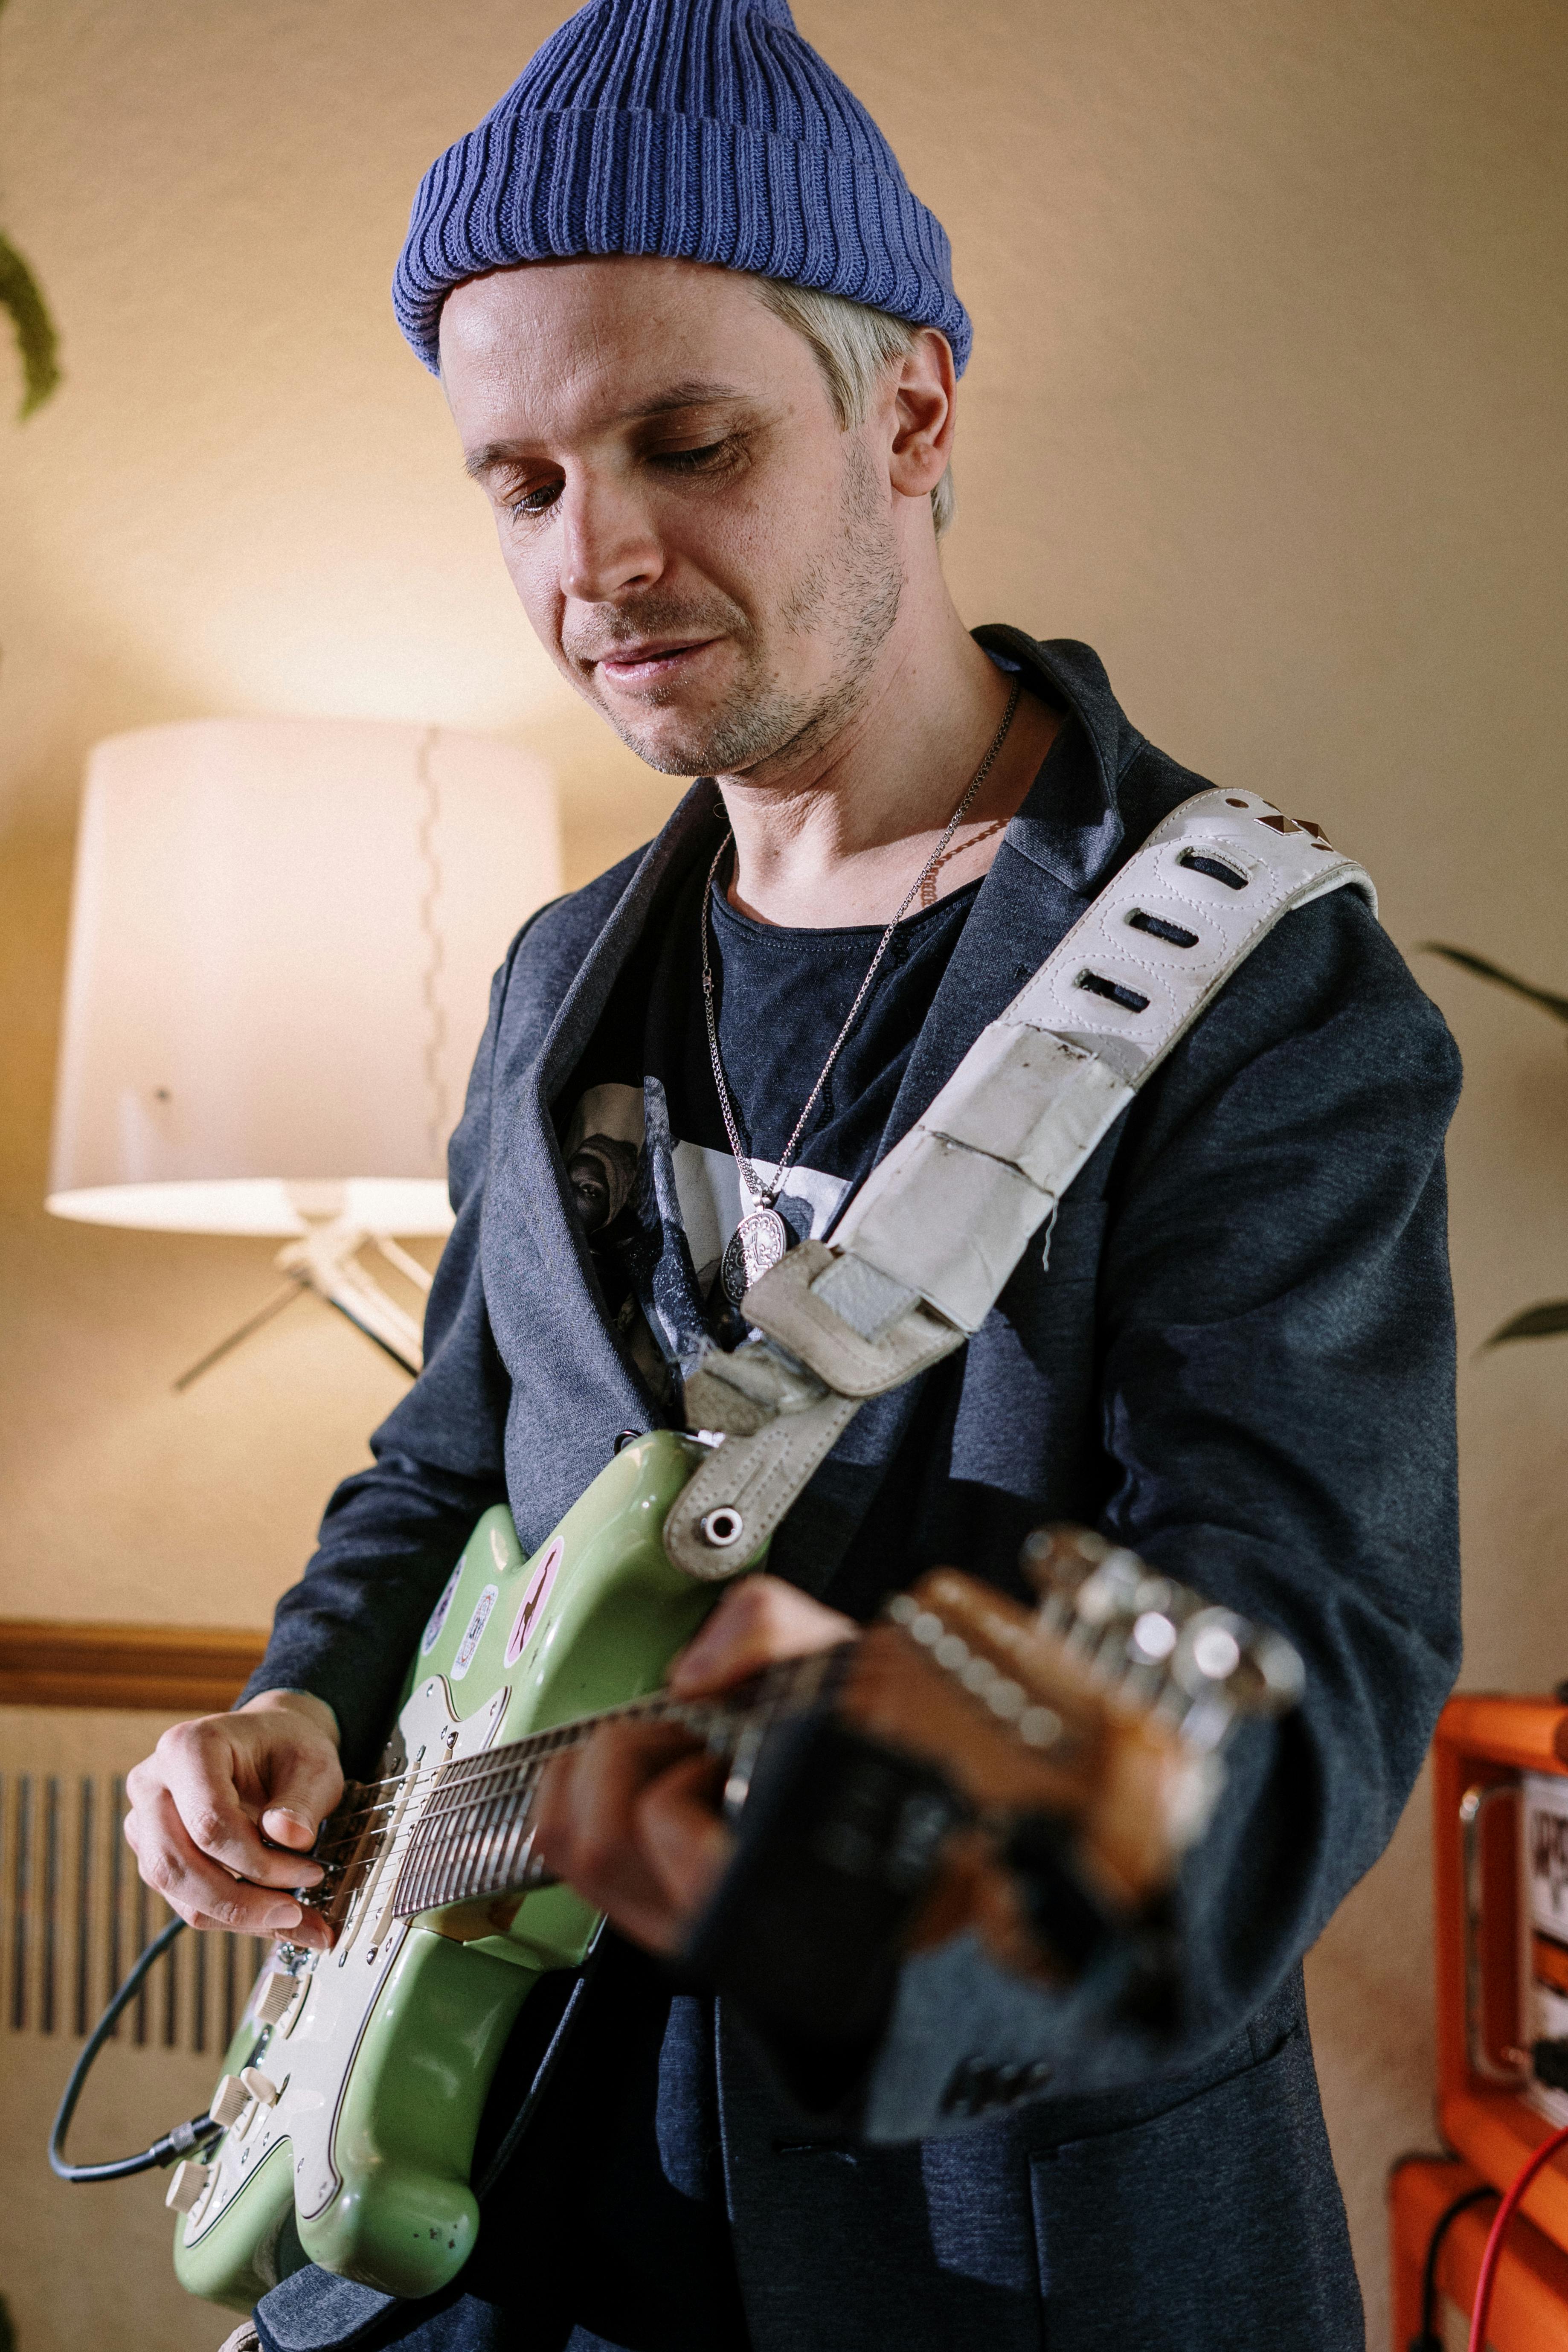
[664,789,1374,1580]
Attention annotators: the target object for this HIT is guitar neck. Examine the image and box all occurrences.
[312,1653,830,1927]
[306,1532,1302,1945]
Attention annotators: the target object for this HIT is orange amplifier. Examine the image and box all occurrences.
[1432,1696,1568,2249]
[1391,2157,1568,2349]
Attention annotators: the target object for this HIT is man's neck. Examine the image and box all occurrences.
[714,586,1058,930]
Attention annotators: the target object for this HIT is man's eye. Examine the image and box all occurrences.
[651,439,732,473]
[505,481,563,521]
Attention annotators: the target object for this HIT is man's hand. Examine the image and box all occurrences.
[123,1690,344,1952]
[531,1574,854,1956]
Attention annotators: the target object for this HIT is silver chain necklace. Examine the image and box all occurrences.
[703,677,1022,1307]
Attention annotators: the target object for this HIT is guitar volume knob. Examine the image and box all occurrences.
[254,1971,299,2027]
[209,2075,250,2128]
[165,2159,212,2215]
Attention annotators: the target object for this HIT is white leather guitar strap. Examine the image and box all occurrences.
[664,787,1375,1578]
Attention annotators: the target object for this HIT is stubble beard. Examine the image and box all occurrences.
[572,445,905,780]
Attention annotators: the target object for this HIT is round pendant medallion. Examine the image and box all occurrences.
[721,1207,789,1307]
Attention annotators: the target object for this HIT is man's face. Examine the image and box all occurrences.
[440,256,904,777]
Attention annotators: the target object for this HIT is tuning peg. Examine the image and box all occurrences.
[1232,1626,1305,1717]
[1163,1607,1304,1748]
[1019,1525,1113,1626]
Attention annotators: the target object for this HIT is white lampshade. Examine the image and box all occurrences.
[48,719,561,1237]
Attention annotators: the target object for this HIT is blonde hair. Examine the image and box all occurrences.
[754,279,956,538]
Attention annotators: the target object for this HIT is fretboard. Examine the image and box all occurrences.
[364,1655,827,1923]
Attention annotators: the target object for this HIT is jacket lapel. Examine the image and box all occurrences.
[481,781,720,1545]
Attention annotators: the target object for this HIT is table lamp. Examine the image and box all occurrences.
[47,718,561,1380]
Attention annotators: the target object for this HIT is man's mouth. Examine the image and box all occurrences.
[592,637,720,687]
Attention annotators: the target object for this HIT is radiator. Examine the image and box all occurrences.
[0,1764,267,2058]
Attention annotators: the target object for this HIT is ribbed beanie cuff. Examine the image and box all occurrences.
[393,0,970,375]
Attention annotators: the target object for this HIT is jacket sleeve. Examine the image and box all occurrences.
[235,929,534,1776]
[773,886,1463,2139]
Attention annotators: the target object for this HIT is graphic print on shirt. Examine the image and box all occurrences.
[563,1076,850,1410]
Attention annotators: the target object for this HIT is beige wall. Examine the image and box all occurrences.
[1,2,1565,2345]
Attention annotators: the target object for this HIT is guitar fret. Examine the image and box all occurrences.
[365,1662,817,1923]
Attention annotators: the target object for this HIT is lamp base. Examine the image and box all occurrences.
[172,1223,430,1391]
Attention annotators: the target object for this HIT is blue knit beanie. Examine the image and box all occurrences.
[392,0,970,377]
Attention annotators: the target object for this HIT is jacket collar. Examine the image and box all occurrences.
[497,634,1147,1338]
[973,627,1148,896]
[867,630,1150,1165]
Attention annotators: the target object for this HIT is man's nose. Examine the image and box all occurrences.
[557,476,664,604]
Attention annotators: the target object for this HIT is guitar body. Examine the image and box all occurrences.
[174,1431,721,2312]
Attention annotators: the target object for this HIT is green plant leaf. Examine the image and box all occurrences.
[1485,1302,1568,1346]
[1421,944,1568,1028]
[0,228,62,418]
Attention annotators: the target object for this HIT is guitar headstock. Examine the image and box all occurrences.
[833,1525,1303,1982]
[1016,1524,1304,1740]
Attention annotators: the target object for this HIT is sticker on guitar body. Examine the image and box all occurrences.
[505,1539,564,1667]
[420,1565,463,1657]
[451,1586,500,1682]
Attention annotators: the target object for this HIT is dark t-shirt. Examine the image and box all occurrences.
[561,840,981,1420]
[537,847,981,2352]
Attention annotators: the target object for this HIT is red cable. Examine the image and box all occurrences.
[1466,2118,1568,2352]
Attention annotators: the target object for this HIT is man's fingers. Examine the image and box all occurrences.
[124,1787,311,1938]
[531,1728,739,1958]
[535,1722,695,1879]
[261,1807,320,1850]
[258,1739,345,1851]
[671,1574,854,1695]
[635,1751,734,1921]
[154,1721,327,1888]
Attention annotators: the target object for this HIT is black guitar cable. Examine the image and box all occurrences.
[49,1916,224,2182]
[1407,2178,1497,2352]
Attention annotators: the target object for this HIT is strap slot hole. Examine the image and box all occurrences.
[1126,909,1198,949]
[1178,850,1247,889]
[1075,970,1150,1014]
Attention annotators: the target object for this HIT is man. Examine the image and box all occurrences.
[123,2,1462,2346]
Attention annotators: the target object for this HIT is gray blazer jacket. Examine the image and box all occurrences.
[249,633,1461,2352]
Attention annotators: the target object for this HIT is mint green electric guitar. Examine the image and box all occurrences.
[164,1431,1302,2316]
[169,1431,735,2313]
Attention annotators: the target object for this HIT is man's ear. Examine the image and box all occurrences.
[887,328,956,504]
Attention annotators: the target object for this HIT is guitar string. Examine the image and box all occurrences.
[306,1585,1123,1845]
[300,1567,1185,1846]
[305,1689,735,1858]
[328,1716,728,1920]
[308,1699,742,1858]
[306,1653,835,1922]
[267,1581,1266,1929]
[302,1668,806,1882]
[348,1609,1092,1918]
[310,1620,1082,1920]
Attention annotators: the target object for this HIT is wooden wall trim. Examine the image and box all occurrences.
[0,1620,269,1713]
